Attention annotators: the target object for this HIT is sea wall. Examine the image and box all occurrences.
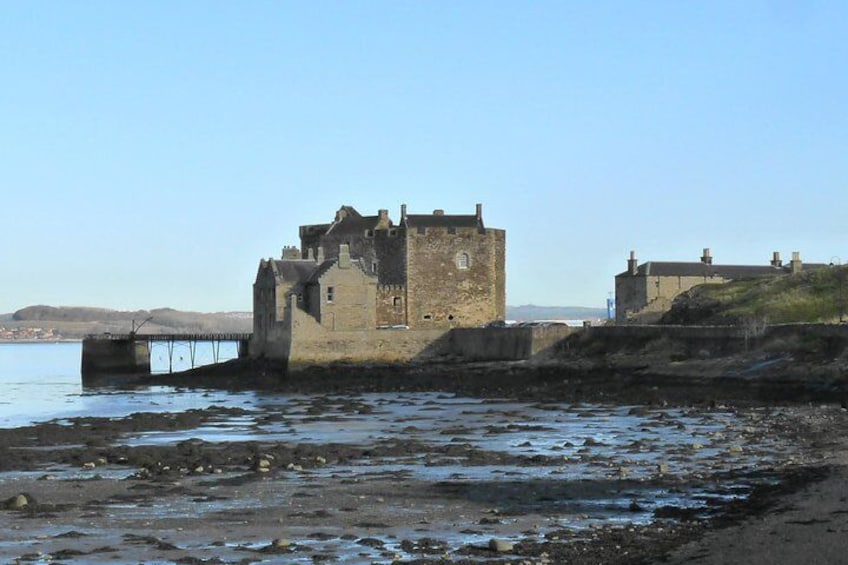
[285,316,578,367]
[448,325,577,361]
[81,337,150,382]
[577,323,848,356]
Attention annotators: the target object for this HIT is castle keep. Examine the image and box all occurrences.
[615,249,828,324]
[251,204,506,363]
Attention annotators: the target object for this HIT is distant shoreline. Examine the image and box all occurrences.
[0,339,81,344]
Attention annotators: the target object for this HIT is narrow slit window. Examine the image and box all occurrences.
[327,286,334,303]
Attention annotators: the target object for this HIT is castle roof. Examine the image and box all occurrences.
[271,259,320,282]
[403,214,481,229]
[324,206,391,236]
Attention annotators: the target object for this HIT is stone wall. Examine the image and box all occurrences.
[376,285,406,327]
[448,325,576,361]
[615,274,727,324]
[405,227,505,329]
[287,304,449,366]
[312,262,377,331]
[81,337,151,380]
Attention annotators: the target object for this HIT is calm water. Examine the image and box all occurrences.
[0,341,240,428]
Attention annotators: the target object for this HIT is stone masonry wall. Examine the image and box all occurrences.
[376,285,406,326]
[314,265,377,331]
[616,274,727,324]
[405,227,505,329]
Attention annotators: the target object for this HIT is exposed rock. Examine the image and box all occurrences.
[489,538,514,552]
[4,494,30,510]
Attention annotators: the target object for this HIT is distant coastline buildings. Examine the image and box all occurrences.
[615,248,828,324]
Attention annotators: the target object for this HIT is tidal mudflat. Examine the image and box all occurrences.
[0,391,833,564]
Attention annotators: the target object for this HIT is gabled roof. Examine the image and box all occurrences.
[324,206,392,236]
[270,259,320,283]
[403,214,481,229]
[306,257,374,283]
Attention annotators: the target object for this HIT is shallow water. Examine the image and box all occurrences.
[0,343,805,564]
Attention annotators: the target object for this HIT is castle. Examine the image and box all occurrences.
[251,204,506,363]
[615,248,828,324]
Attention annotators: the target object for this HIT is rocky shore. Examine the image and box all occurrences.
[2,358,848,563]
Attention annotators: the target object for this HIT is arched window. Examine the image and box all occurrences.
[457,252,470,270]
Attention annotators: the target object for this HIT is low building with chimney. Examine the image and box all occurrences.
[615,249,828,324]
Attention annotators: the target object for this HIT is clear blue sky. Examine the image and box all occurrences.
[1,1,846,313]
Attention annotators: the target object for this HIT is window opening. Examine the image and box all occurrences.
[457,252,470,269]
[423,314,432,321]
[327,286,334,303]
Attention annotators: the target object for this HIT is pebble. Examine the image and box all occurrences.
[82,462,96,469]
[272,538,292,549]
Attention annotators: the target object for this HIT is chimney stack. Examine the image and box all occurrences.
[307,248,315,261]
[770,251,782,267]
[701,248,713,265]
[400,203,407,223]
[628,250,638,275]
[338,243,351,269]
[316,246,325,263]
[377,209,390,229]
[282,246,300,260]
[433,209,444,216]
[476,203,483,221]
[790,251,802,274]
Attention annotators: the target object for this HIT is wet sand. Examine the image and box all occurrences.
[0,381,844,564]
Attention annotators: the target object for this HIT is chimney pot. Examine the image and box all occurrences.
[790,251,802,273]
[627,250,638,275]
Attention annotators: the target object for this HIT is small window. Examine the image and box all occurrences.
[423,314,432,321]
[327,286,334,303]
[448,314,454,321]
[388,228,398,237]
[371,261,378,273]
[364,229,374,238]
[457,252,470,270]
[393,296,401,308]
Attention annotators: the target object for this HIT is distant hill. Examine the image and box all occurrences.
[2,305,251,339]
[506,304,608,322]
[1,303,609,340]
[661,265,848,325]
